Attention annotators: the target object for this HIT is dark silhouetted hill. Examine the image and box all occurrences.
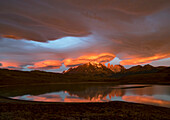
[125,64,158,74]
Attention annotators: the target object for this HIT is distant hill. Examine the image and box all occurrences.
[125,64,158,74]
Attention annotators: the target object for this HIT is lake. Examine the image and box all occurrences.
[0,83,170,108]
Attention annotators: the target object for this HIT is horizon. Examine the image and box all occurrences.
[1,62,169,74]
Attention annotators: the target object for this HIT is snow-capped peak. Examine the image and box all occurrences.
[87,62,103,68]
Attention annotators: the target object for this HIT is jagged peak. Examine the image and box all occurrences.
[63,62,113,74]
[87,61,100,65]
[107,64,125,73]
[86,62,104,68]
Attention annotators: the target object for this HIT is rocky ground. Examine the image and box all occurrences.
[0,96,170,120]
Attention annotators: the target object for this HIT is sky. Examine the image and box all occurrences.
[0,0,170,72]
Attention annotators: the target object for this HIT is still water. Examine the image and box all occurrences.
[0,83,170,107]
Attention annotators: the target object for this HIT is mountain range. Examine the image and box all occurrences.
[63,62,169,75]
[0,62,169,85]
[63,62,113,75]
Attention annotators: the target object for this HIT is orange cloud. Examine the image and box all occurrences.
[120,54,170,65]
[28,60,62,70]
[64,53,115,67]
[0,61,21,69]
[122,96,170,107]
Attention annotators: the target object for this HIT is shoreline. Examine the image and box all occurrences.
[0,81,170,88]
[1,96,170,120]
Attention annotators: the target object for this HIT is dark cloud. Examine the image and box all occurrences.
[0,0,169,41]
[0,63,2,66]
[0,0,90,41]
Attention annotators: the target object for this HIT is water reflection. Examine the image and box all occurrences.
[8,84,170,108]
[122,96,170,108]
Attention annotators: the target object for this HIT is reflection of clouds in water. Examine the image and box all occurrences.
[64,96,107,102]
[13,94,63,102]
[125,85,170,97]
[153,85,170,95]
[13,95,33,101]
[107,96,123,101]
[10,85,170,107]
[153,95,170,101]
[12,92,170,106]
[47,91,69,100]
[126,87,154,96]
[122,96,170,108]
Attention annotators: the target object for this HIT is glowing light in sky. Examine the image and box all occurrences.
[64,53,115,67]
[28,60,62,70]
[120,54,170,65]
[26,36,94,51]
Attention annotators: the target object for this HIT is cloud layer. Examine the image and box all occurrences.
[0,0,170,71]
[27,53,115,70]
[64,53,115,67]
[28,60,62,70]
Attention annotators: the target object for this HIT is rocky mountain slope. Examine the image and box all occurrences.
[63,62,169,76]
[108,63,125,73]
[63,62,113,75]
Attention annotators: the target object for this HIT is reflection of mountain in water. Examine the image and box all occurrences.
[68,87,111,100]
[1,83,155,101]
[109,89,125,98]
[9,84,170,107]
[67,87,126,101]
[1,82,163,101]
